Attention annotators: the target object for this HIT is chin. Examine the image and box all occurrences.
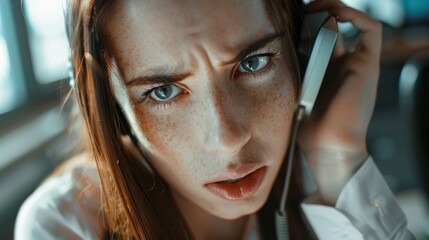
[211,193,270,220]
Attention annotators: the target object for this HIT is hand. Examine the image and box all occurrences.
[298,0,382,205]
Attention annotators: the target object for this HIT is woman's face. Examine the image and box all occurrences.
[108,0,296,219]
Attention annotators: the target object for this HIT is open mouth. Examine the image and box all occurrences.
[204,166,267,200]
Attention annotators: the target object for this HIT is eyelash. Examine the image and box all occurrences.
[140,49,280,110]
[138,85,178,110]
[144,99,174,111]
[235,50,279,79]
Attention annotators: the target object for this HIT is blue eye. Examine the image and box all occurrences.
[150,85,183,101]
[238,55,269,73]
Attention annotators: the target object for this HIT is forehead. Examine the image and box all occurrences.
[106,0,276,78]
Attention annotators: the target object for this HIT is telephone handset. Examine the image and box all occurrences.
[275,12,339,240]
[299,11,339,116]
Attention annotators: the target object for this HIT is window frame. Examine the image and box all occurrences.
[0,0,70,134]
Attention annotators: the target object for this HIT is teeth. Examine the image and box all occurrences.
[223,176,244,184]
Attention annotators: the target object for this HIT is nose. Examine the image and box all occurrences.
[204,83,251,155]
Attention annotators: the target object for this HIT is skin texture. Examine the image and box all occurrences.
[107,0,295,239]
[106,0,382,238]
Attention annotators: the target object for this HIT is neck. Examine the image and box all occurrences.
[171,191,255,240]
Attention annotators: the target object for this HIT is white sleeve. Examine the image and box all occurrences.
[15,166,104,240]
[301,156,415,240]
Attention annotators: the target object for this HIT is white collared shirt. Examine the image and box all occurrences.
[15,155,414,239]
[301,157,415,240]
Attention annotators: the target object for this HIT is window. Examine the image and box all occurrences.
[0,5,23,114]
[0,0,70,116]
[0,18,14,113]
[23,0,70,84]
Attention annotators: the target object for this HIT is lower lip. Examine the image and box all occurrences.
[205,167,267,200]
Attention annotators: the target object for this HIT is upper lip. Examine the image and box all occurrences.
[205,163,265,184]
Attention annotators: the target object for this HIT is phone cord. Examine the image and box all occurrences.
[275,106,305,240]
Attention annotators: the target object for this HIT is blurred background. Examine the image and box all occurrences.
[0,0,428,239]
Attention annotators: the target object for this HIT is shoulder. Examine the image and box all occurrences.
[15,153,105,240]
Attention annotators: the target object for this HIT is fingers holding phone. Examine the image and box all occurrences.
[298,1,383,205]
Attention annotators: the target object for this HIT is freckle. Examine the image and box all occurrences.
[260,111,267,121]
[227,162,238,169]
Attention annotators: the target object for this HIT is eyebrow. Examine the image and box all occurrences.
[125,32,283,87]
[125,71,190,88]
[225,32,284,65]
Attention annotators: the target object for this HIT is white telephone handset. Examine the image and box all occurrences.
[300,12,338,116]
[275,11,339,240]
[299,11,339,116]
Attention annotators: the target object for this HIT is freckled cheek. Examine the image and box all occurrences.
[251,77,296,150]
[138,113,187,160]
[136,109,206,179]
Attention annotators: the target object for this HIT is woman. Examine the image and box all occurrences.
[15,0,414,239]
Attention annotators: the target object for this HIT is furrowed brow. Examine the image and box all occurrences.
[125,33,282,87]
[125,71,190,87]
[226,32,284,64]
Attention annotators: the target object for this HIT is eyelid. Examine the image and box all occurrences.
[234,50,280,80]
[236,49,280,73]
[138,82,189,102]
[136,84,169,102]
[150,84,184,102]
[243,48,281,60]
[240,37,281,60]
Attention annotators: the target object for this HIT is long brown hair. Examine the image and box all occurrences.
[66,0,309,239]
